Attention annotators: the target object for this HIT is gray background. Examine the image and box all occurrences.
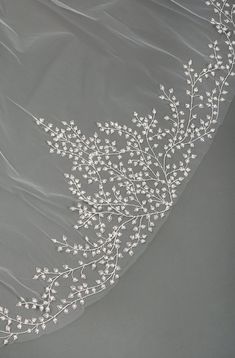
[2,98,234,358]
[0,0,235,356]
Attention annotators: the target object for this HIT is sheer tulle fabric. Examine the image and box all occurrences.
[0,0,234,345]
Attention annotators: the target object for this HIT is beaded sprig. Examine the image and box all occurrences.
[0,0,234,345]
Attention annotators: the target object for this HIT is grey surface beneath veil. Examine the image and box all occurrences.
[0,0,235,356]
[2,97,235,358]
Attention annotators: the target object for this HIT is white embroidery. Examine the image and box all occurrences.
[0,0,234,345]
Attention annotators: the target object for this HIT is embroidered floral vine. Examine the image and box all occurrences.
[0,0,234,345]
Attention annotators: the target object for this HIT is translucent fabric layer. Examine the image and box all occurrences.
[0,0,234,345]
